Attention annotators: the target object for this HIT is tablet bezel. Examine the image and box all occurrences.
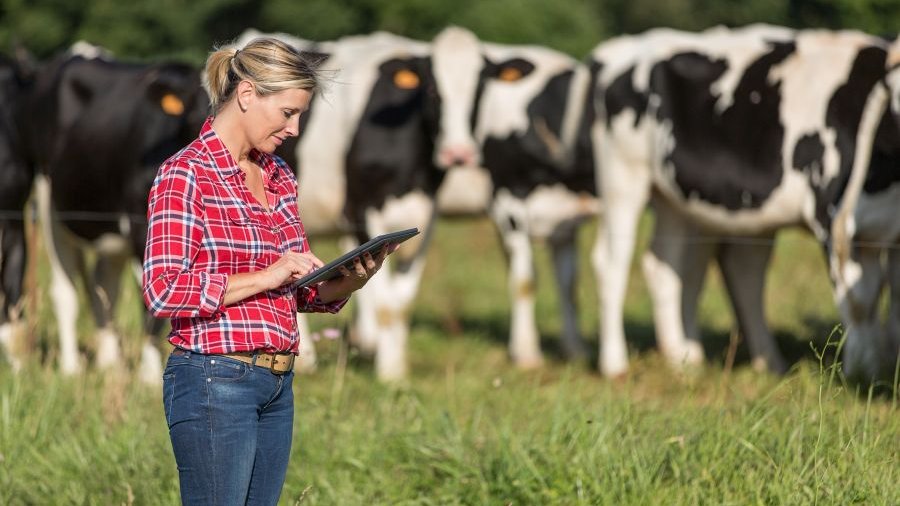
[290,227,420,289]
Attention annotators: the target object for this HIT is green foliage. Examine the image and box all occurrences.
[258,0,367,43]
[3,0,900,63]
[453,0,606,56]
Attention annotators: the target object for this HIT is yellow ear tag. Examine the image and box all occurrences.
[161,93,185,116]
[499,67,523,82]
[393,69,420,89]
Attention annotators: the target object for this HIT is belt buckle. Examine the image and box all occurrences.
[269,353,294,375]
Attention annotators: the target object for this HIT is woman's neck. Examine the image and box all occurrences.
[210,106,252,164]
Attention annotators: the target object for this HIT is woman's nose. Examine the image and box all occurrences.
[285,114,301,137]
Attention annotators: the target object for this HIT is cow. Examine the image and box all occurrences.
[21,45,209,380]
[470,41,596,366]
[232,27,487,381]
[0,53,34,371]
[252,27,787,380]
[589,25,900,383]
[474,35,794,375]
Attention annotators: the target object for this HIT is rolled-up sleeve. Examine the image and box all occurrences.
[296,285,348,314]
[142,163,227,318]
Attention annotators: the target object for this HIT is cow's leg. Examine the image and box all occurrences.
[491,192,543,368]
[717,236,786,374]
[138,314,167,385]
[885,248,900,377]
[834,245,886,383]
[548,222,588,360]
[130,259,166,384]
[343,235,381,355]
[0,224,26,371]
[678,229,714,346]
[35,175,84,374]
[350,282,377,354]
[294,313,316,374]
[592,143,651,377]
[91,250,129,369]
[374,253,431,382]
[641,205,704,370]
[367,192,436,382]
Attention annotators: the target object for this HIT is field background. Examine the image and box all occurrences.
[1,214,898,505]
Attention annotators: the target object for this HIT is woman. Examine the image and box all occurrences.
[142,37,387,505]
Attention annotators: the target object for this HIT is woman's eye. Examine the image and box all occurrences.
[282,110,292,119]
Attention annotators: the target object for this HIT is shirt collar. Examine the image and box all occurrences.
[198,117,280,183]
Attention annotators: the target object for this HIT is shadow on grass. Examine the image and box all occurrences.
[698,316,842,370]
[407,309,843,373]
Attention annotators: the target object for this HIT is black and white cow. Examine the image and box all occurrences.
[22,46,208,379]
[590,25,900,382]
[470,42,596,366]
[294,30,446,381]
[473,35,792,374]
[235,27,486,381]
[0,54,34,370]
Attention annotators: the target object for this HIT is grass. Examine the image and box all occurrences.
[0,215,897,505]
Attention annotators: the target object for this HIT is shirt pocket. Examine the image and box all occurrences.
[224,207,267,265]
[201,201,265,268]
[272,195,307,254]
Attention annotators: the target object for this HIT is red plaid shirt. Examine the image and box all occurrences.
[142,118,346,355]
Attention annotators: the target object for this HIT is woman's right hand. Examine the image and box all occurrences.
[221,252,323,307]
[262,251,324,290]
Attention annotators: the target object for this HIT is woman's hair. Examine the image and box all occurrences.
[204,37,322,113]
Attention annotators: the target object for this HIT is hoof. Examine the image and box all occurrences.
[514,355,545,370]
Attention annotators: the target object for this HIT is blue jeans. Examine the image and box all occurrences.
[163,350,295,506]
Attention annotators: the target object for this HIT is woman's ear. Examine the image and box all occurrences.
[236,80,255,112]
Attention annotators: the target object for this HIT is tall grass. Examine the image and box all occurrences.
[0,217,897,504]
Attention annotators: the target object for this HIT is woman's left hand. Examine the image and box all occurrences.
[315,245,395,302]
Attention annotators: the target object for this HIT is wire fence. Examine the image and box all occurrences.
[2,208,900,250]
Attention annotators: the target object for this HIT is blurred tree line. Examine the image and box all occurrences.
[2,0,899,64]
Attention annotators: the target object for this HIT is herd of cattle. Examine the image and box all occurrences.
[0,24,898,386]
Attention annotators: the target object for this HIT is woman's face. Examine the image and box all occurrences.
[243,86,312,153]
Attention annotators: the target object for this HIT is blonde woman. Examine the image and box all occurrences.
[142,38,388,505]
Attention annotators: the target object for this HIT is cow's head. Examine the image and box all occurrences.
[476,43,592,172]
[141,62,209,154]
[128,62,209,255]
[430,26,484,169]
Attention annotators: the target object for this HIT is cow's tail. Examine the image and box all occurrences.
[830,79,889,288]
[556,63,592,167]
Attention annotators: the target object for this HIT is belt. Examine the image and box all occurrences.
[172,347,295,375]
[221,350,295,374]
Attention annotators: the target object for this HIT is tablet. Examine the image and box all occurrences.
[291,228,420,288]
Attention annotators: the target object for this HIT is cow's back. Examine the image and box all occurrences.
[593,27,890,235]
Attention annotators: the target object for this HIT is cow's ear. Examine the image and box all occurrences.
[301,50,330,68]
[392,68,421,90]
[492,58,535,82]
[147,81,186,116]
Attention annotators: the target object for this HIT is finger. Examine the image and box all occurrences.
[294,252,323,269]
[353,258,367,277]
[363,252,377,270]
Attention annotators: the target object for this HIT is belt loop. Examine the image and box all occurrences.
[251,351,259,367]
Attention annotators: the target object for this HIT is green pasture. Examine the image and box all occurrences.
[0,215,897,505]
